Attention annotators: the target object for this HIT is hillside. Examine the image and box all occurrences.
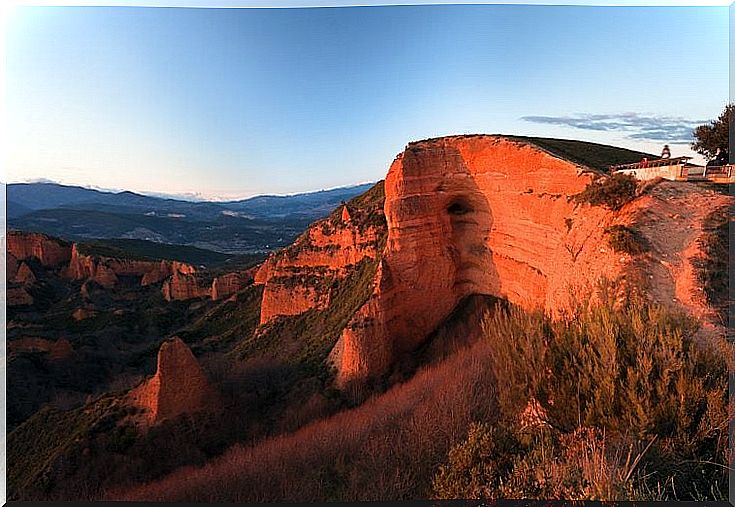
[8,182,373,253]
[7,135,731,502]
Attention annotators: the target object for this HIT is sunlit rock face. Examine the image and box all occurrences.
[255,189,386,325]
[7,231,72,268]
[128,337,220,425]
[332,135,623,386]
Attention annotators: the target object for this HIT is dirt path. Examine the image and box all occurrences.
[630,181,731,341]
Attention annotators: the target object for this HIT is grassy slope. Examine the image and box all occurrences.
[119,293,729,503]
[511,136,656,172]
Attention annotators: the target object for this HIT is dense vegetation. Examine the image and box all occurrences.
[692,204,730,325]
[434,287,730,500]
[605,225,649,255]
[691,103,732,160]
[575,173,638,210]
[117,286,729,502]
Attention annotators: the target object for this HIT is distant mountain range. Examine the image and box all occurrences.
[7,182,374,254]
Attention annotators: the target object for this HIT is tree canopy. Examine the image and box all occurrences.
[691,103,733,160]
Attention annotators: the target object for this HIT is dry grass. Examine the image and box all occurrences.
[112,285,730,502]
[112,335,500,502]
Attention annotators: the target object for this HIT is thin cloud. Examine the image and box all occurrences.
[521,113,705,144]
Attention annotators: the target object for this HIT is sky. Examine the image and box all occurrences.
[5,4,730,200]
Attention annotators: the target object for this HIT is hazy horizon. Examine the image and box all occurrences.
[7,4,728,200]
[5,177,378,202]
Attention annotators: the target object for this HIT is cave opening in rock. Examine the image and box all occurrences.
[447,199,472,216]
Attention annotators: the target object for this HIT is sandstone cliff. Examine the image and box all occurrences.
[254,183,387,325]
[328,135,727,386]
[7,231,72,268]
[162,272,211,301]
[128,337,220,425]
[64,244,196,289]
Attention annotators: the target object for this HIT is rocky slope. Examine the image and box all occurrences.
[254,182,387,325]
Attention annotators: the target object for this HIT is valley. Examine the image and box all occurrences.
[6,135,732,502]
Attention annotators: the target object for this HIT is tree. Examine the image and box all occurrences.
[691,103,733,160]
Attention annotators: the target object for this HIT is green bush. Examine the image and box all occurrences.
[575,173,637,211]
[692,205,729,323]
[605,225,649,255]
[432,422,520,499]
[433,286,730,500]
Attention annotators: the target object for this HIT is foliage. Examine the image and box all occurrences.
[432,422,519,499]
[179,284,264,354]
[691,104,733,160]
[605,225,649,255]
[691,205,730,324]
[575,173,638,211]
[117,285,729,503]
[8,396,123,500]
[435,287,730,500]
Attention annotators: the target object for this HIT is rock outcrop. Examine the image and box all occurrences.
[64,244,196,289]
[128,337,220,425]
[161,272,211,301]
[7,231,72,268]
[255,187,387,325]
[211,271,251,301]
[330,136,634,386]
[14,263,37,285]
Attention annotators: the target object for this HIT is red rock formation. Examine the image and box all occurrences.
[72,307,98,321]
[255,189,386,325]
[128,337,220,425]
[14,262,36,285]
[141,260,196,286]
[7,231,72,267]
[162,271,211,301]
[211,272,250,301]
[65,244,196,289]
[331,136,627,386]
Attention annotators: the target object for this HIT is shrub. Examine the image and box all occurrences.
[691,205,729,323]
[432,422,520,499]
[575,173,637,211]
[115,285,731,503]
[433,286,730,500]
[605,225,649,255]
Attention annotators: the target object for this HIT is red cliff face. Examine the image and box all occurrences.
[128,337,220,425]
[211,271,252,301]
[64,244,197,289]
[162,272,211,301]
[7,231,72,267]
[331,136,628,386]
[255,190,386,325]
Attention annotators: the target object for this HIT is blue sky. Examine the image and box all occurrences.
[6,4,729,200]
